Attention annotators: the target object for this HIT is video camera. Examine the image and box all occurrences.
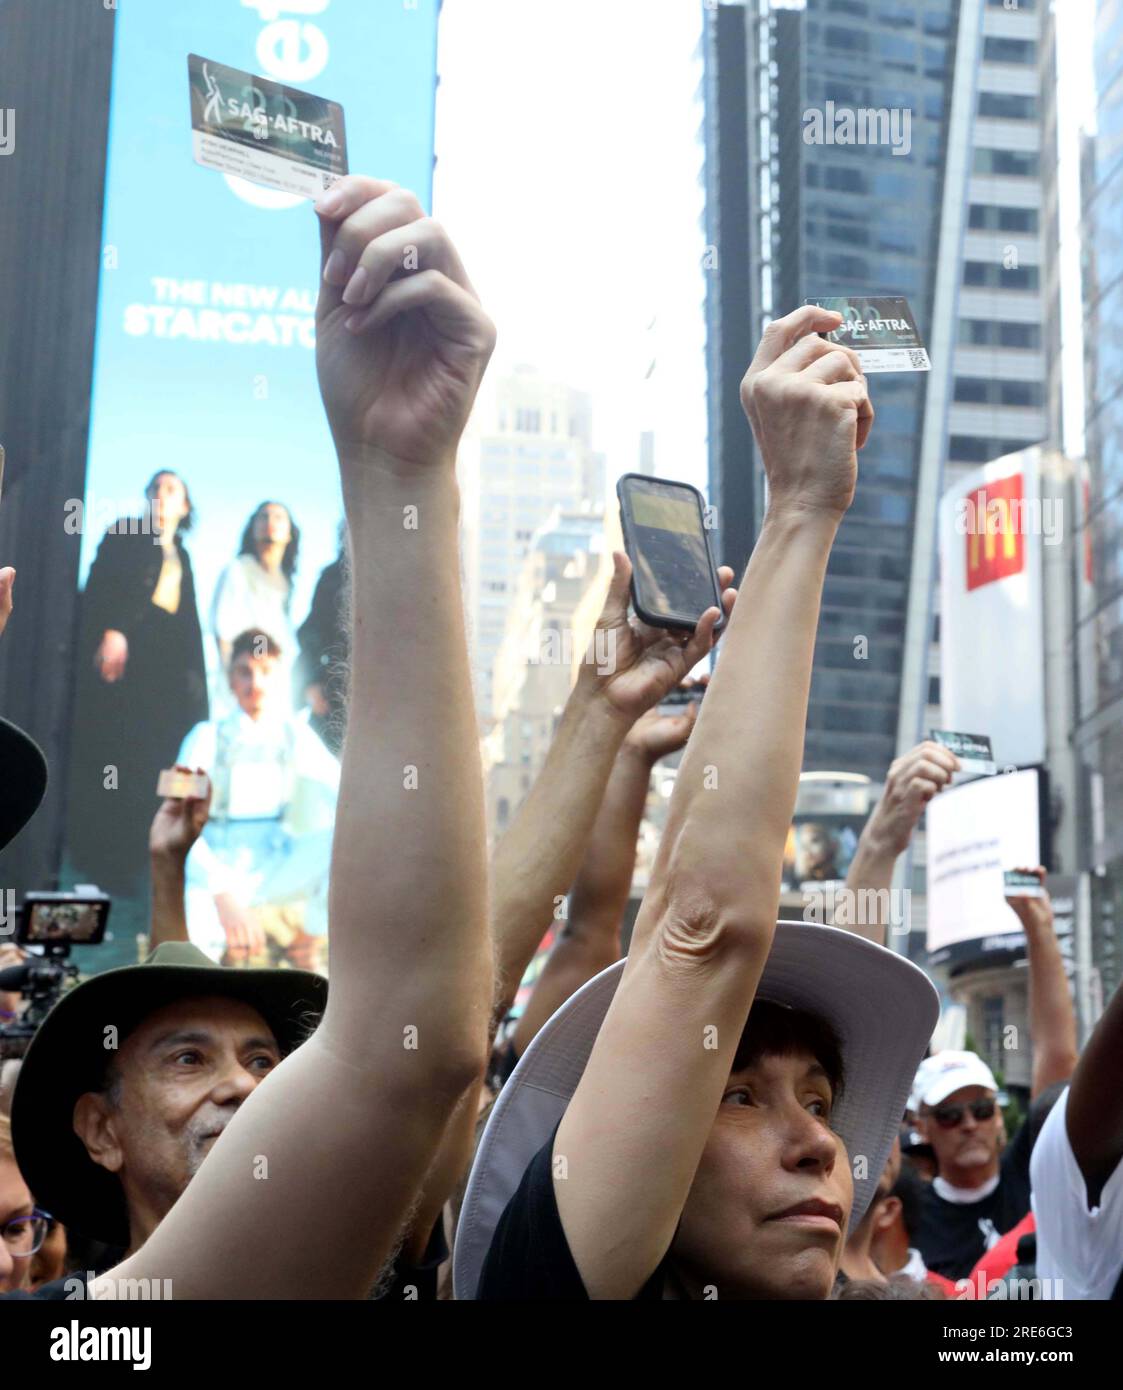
[0,889,111,1059]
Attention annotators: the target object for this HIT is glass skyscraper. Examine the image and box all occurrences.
[1077,0,1123,996]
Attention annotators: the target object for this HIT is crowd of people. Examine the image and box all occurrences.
[0,175,1120,1303]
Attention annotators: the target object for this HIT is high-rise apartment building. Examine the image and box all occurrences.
[1075,0,1123,998]
[464,366,605,725]
[704,1,1058,784]
[706,0,963,781]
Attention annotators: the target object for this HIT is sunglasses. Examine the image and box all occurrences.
[931,1098,997,1129]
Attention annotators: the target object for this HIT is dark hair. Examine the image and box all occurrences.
[239,501,300,586]
[883,1159,925,1241]
[731,999,845,1100]
[144,470,195,534]
[230,629,283,664]
[834,1274,947,1300]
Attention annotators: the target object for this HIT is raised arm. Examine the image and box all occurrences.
[94,176,496,1299]
[489,562,733,1037]
[512,698,700,1055]
[554,307,872,1298]
[1005,868,1077,1101]
[836,740,958,946]
[399,599,730,1268]
[147,766,211,950]
[1064,972,1123,1204]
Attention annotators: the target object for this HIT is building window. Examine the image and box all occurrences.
[959,318,1041,349]
[982,36,1037,63]
[973,147,1039,177]
[954,377,1044,407]
[962,261,1040,290]
[978,91,1038,120]
[968,204,1039,233]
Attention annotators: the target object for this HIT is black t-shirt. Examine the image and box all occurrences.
[374,1216,448,1300]
[477,1127,665,1300]
[916,1119,1032,1280]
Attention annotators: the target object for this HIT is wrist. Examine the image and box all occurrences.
[150,847,187,875]
[336,443,458,486]
[566,683,634,747]
[854,823,903,869]
[761,500,844,540]
[618,737,659,770]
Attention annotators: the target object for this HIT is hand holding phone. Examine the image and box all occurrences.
[616,474,724,632]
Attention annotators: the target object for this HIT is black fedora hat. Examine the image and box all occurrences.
[0,716,47,853]
[11,941,328,1246]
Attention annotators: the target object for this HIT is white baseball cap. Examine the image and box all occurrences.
[909,1050,998,1112]
[454,921,940,1300]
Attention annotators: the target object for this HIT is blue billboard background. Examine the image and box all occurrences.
[68,0,440,968]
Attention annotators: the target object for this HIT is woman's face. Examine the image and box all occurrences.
[671,1048,853,1299]
[149,474,189,536]
[0,1156,34,1294]
[255,504,292,547]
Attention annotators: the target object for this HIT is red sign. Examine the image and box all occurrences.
[965,473,1025,592]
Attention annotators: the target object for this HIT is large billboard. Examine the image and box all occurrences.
[63,0,440,971]
[938,447,1048,769]
[925,768,1042,959]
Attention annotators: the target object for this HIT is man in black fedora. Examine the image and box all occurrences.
[10,939,326,1286]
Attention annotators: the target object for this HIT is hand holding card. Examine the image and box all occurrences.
[188,54,347,200]
[805,295,930,373]
[157,767,210,800]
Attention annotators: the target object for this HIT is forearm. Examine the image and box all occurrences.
[490,686,628,1025]
[1025,920,1078,1098]
[149,854,189,948]
[320,462,490,1072]
[643,509,837,931]
[1067,981,1123,1194]
[837,834,896,946]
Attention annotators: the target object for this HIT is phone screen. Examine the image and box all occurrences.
[621,477,718,626]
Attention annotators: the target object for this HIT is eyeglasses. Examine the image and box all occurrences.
[931,1099,997,1129]
[1,1208,52,1258]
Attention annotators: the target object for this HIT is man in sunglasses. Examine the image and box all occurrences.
[910,1054,1056,1281]
[909,872,1077,1281]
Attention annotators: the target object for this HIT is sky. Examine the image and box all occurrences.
[433,0,710,498]
[434,0,1101,496]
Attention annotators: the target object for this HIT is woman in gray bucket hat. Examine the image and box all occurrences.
[456,305,939,1301]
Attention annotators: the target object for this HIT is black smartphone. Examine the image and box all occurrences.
[616,473,724,633]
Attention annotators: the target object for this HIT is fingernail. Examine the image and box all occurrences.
[316,188,344,215]
[344,312,365,333]
[323,248,348,286]
[342,266,369,306]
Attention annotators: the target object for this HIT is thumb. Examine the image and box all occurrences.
[599,551,633,629]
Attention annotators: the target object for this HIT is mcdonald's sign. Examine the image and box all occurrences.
[964,473,1025,592]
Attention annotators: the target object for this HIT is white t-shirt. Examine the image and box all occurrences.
[1031,1086,1123,1300]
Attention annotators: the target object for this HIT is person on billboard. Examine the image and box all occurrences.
[294,527,349,754]
[67,470,209,894]
[210,500,300,713]
[176,628,339,974]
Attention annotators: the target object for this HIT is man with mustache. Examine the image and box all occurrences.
[7,941,325,1281]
